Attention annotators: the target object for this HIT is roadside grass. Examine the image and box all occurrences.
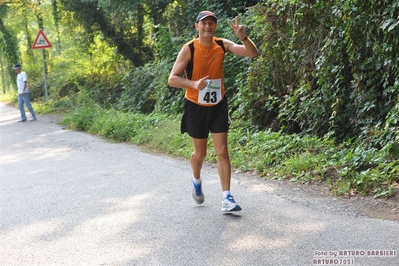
[59,104,399,199]
[0,92,58,114]
[0,92,15,103]
[3,94,398,199]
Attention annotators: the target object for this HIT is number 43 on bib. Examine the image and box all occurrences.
[198,79,222,105]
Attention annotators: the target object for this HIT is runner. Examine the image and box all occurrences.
[168,11,259,211]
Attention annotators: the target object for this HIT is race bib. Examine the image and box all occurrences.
[198,79,222,105]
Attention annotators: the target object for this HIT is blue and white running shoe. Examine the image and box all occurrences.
[192,182,204,204]
[221,195,241,212]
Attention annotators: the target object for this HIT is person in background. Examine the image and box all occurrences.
[13,63,37,122]
[168,11,259,212]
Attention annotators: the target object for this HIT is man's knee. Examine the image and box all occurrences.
[192,150,206,161]
[215,146,229,160]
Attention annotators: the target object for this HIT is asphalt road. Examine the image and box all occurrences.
[0,102,398,266]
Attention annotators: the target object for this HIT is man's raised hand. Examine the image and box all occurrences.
[228,16,247,40]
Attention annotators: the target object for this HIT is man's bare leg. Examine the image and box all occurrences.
[191,138,208,179]
[212,132,241,211]
[190,138,208,204]
[211,132,231,191]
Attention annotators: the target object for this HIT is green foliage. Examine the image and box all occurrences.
[0,4,19,85]
[246,0,399,146]
[59,0,156,66]
[319,0,399,143]
[3,0,399,147]
[60,98,397,197]
[228,122,334,174]
[116,60,180,114]
[61,96,187,148]
[61,92,100,131]
[333,143,399,196]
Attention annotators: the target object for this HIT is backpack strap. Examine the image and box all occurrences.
[186,41,195,80]
[215,39,226,53]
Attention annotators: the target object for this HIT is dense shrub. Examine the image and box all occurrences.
[241,0,399,146]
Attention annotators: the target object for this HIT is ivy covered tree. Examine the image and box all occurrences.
[0,3,19,91]
[239,0,399,146]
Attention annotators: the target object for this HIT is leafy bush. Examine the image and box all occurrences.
[243,0,399,147]
[116,60,184,114]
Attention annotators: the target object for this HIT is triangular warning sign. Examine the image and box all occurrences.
[32,29,52,49]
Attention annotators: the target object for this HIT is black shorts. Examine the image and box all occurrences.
[181,97,229,139]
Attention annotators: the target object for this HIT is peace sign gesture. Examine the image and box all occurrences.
[228,16,247,41]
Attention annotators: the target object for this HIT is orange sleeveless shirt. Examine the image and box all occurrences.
[183,37,226,106]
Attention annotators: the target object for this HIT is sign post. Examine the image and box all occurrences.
[32,29,52,102]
